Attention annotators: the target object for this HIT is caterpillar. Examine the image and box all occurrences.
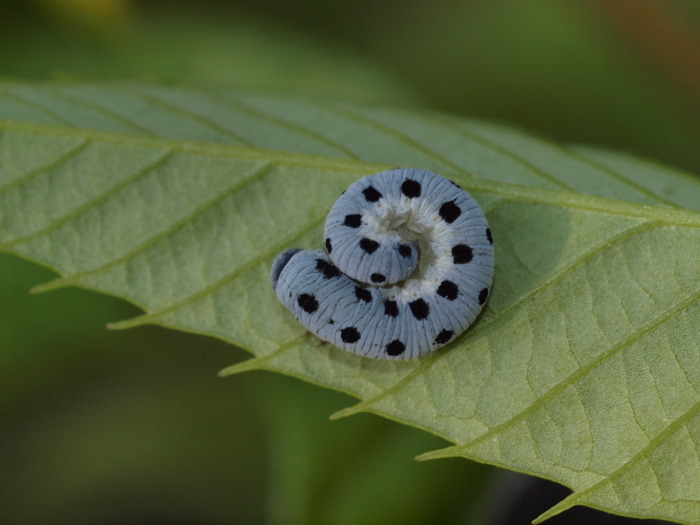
[270,168,495,360]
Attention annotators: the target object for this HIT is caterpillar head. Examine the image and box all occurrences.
[270,248,302,290]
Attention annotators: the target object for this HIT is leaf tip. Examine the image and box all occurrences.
[414,451,439,462]
[107,315,150,330]
[329,404,365,420]
[219,357,267,377]
[30,278,69,294]
[414,445,461,462]
[532,495,577,524]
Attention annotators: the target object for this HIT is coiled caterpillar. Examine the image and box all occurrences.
[271,168,494,359]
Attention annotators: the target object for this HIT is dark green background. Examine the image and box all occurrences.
[2,1,698,523]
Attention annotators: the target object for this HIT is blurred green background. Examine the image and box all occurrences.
[2,0,699,523]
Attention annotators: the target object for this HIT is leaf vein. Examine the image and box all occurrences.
[0,140,89,195]
[118,84,253,146]
[32,161,274,293]
[109,212,327,330]
[460,119,674,204]
[50,86,158,136]
[3,149,174,249]
[317,99,471,176]
[552,396,700,514]
[0,87,74,127]
[218,334,311,376]
[335,222,656,417]
[562,144,679,207]
[446,287,700,453]
[203,88,361,158]
[415,110,575,190]
[2,119,699,227]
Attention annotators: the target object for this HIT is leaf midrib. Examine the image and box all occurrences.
[2,119,699,228]
[1,80,695,207]
[2,80,609,194]
[0,119,389,173]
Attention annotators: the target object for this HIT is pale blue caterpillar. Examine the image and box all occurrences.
[271,168,495,360]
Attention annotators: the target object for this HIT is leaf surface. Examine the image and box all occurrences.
[1,81,698,524]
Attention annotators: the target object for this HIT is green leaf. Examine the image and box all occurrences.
[1,81,699,524]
